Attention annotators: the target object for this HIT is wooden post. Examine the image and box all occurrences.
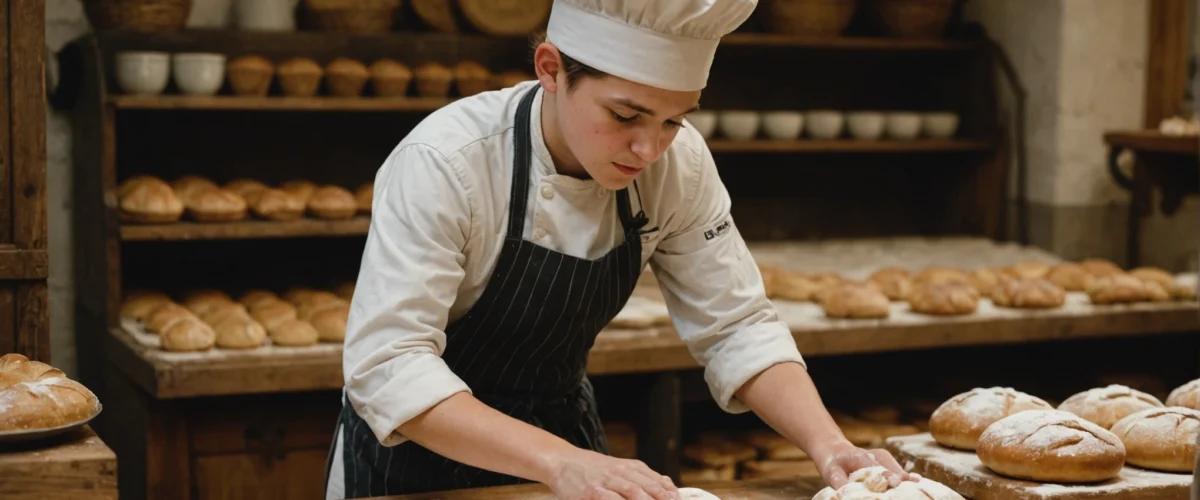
[636,372,681,483]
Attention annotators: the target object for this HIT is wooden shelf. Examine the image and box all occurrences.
[108,298,1199,398]
[1104,130,1199,155]
[706,138,993,153]
[120,216,370,241]
[109,95,455,112]
[721,33,981,51]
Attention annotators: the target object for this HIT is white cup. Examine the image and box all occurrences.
[719,111,761,140]
[847,111,886,140]
[173,53,227,96]
[805,110,845,139]
[921,112,960,138]
[116,51,171,95]
[686,111,718,139]
[761,111,804,140]
[886,112,922,140]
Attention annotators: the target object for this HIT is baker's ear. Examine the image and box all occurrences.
[533,42,562,93]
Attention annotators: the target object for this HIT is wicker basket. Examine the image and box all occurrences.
[83,0,191,32]
[303,0,402,34]
[760,0,859,37]
[868,0,956,38]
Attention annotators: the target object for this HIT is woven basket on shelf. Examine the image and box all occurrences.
[868,0,957,38]
[759,0,859,37]
[303,0,402,34]
[83,0,191,32]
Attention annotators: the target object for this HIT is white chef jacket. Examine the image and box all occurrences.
[342,81,805,448]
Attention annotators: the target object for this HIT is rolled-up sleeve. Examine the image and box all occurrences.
[650,145,805,414]
[343,144,474,446]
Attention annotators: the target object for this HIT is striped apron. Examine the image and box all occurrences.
[328,84,649,498]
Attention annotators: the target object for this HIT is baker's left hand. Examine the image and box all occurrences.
[811,439,915,490]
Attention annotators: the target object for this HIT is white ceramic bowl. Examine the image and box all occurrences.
[172,53,227,96]
[115,51,170,95]
[846,111,886,140]
[719,111,761,140]
[761,111,804,140]
[922,112,960,138]
[886,112,922,140]
[805,110,845,139]
[686,111,718,139]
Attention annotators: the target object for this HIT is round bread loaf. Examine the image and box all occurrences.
[160,317,216,352]
[1046,263,1092,291]
[977,410,1126,483]
[868,268,913,301]
[0,354,102,432]
[930,387,1053,450]
[1110,407,1200,472]
[968,268,1002,295]
[310,304,349,342]
[1129,267,1173,288]
[213,316,267,349]
[120,292,173,321]
[914,267,970,286]
[812,466,964,500]
[1167,378,1200,410]
[822,283,890,319]
[268,319,319,347]
[1058,384,1164,429]
[908,281,979,316]
[1003,261,1050,280]
[144,302,193,334]
[989,278,1065,309]
[1080,258,1123,277]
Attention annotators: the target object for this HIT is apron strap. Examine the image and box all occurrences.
[506,85,540,240]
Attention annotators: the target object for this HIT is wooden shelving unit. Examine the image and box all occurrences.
[109,94,456,112]
[706,138,992,154]
[120,217,371,241]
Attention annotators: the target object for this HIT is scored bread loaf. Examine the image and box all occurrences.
[0,354,102,432]
[1058,384,1164,429]
[929,387,1053,450]
[1109,407,1200,472]
[868,268,913,301]
[1167,378,1200,410]
[908,281,979,316]
[821,283,890,319]
[977,410,1126,483]
[989,278,1065,309]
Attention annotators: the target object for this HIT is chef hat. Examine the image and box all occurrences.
[546,0,757,92]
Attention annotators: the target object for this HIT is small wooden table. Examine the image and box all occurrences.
[371,478,826,500]
[0,425,119,499]
[1103,130,1199,266]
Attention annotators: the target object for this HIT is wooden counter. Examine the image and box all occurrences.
[105,295,1199,398]
[0,425,119,499]
[372,477,825,500]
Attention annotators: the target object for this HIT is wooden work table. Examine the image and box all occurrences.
[370,477,825,500]
[0,426,119,500]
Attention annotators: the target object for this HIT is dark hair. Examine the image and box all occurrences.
[529,31,607,88]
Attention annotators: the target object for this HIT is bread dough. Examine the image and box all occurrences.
[868,268,913,301]
[1110,407,1200,472]
[977,410,1126,483]
[1058,384,1164,429]
[0,353,102,432]
[119,176,184,223]
[822,283,890,319]
[967,268,1001,295]
[908,282,979,316]
[929,387,1053,450]
[813,466,963,500]
[1129,267,1173,288]
[1167,378,1200,410]
[679,488,721,500]
[989,278,1065,309]
[1087,274,1168,304]
[1045,263,1092,291]
[610,296,670,328]
[307,186,358,219]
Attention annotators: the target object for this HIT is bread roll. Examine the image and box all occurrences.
[239,289,280,309]
[681,440,757,468]
[822,283,890,318]
[1087,274,1163,304]
[757,264,778,298]
[268,319,319,347]
[1045,263,1092,291]
[248,187,306,221]
[813,466,964,500]
[914,267,970,286]
[170,175,219,200]
[908,281,979,316]
[310,303,349,342]
[280,180,317,204]
[224,178,268,199]
[307,186,358,219]
[355,182,373,214]
[368,58,412,97]
[868,268,912,301]
[325,57,369,97]
[929,387,1053,450]
[968,268,1002,295]
[334,282,356,300]
[198,301,251,325]
[283,287,321,305]
[0,354,102,431]
[813,274,857,305]
[213,315,267,349]
[1058,384,1164,429]
[1080,258,1123,277]
[250,298,298,330]
[120,292,173,321]
[1110,407,1200,472]
[182,290,236,316]
[161,317,216,351]
[145,302,194,334]
[989,278,1065,309]
[1003,261,1050,280]
[1129,267,1173,288]
[772,271,820,302]
[1166,378,1200,410]
[183,186,248,222]
[977,410,1125,483]
[119,176,185,223]
[742,429,807,460]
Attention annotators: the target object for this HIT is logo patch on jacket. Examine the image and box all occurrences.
[704,219,732,241]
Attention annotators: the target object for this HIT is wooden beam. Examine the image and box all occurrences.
[1144,0,1191,128]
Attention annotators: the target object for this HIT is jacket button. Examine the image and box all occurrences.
[534,227,547,239]
[540,185,555,199]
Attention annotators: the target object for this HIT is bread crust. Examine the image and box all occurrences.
[1110,407,1200,472]
[930,387,1053,450]
[977,410,1126,483]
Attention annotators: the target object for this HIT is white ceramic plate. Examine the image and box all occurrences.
[0,410,100,444]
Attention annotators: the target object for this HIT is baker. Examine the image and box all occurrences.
[325,1,913,498]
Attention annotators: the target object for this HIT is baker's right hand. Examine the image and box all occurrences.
[548,449,681,500]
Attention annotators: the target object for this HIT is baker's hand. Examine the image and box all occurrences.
[812,439,915,490]
[548,449,681,500]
